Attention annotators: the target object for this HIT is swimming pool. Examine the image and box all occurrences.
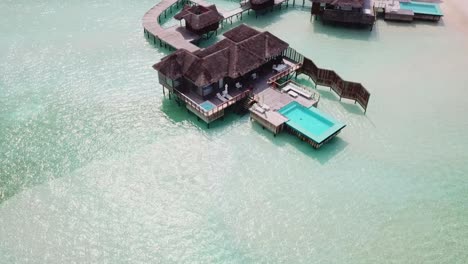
[399,1,443,16]
[199,100,216,112]
[279,102,345,144]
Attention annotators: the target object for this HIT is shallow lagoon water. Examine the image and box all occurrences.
[1,0,468,263]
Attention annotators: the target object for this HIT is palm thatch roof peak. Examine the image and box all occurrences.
[154,24,289,87]
[174,4,223,30]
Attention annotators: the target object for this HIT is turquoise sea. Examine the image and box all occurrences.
[1,0,468,262]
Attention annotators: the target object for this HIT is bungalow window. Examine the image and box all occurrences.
[158,72,166,85]
[202,85,213,96]
[340,5,352,11]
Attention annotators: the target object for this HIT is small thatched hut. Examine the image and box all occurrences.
[174,5,223,35]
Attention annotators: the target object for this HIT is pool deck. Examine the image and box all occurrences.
[249,85,319,135]
[279,101,346,146]
[374,0,443,21]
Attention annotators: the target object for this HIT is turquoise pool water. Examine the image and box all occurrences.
[1,0,468,262]
[200,100,216,111]
[279,102,345,143]
[400,1,443,16]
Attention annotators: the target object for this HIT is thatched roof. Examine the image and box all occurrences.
[174,5,223,30]
[250,0,274,6]
[310,0,364,8]
[153,25,288,87]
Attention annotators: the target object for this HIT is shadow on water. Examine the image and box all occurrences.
[382,17,446,29]
[311,19,377,41]
[250,121,348,164]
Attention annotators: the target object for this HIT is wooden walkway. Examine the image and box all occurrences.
[142,0,293,51]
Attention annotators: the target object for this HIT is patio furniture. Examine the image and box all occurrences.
[254,104,265,114]
[272,64,288,72]
[288,90,298,98]
[217,93,227,102]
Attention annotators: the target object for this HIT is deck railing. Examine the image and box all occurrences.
[267,63,302,84]
[282,47,305,65]
[299,58,370,112]
[280,47,371,112]
[173,88,251,118]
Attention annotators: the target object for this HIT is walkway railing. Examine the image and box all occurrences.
[281,47,370,112]
[299,58,370,112]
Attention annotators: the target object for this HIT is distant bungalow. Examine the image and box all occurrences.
[250,0,275,11]
[174,4,223,35]
[310,0,375,28]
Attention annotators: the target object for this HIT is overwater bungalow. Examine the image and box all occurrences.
[310,0,375,28]
[174,4,223,35]
[153,24,298,124]
[153,24,366,148]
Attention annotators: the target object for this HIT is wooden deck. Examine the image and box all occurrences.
[249,85,319,134]
[171,86,251,124]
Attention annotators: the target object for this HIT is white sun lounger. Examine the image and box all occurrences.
[224,93,233,100]
[254,104,265,114]
[217,93,227,102]
[262,104,270,111]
